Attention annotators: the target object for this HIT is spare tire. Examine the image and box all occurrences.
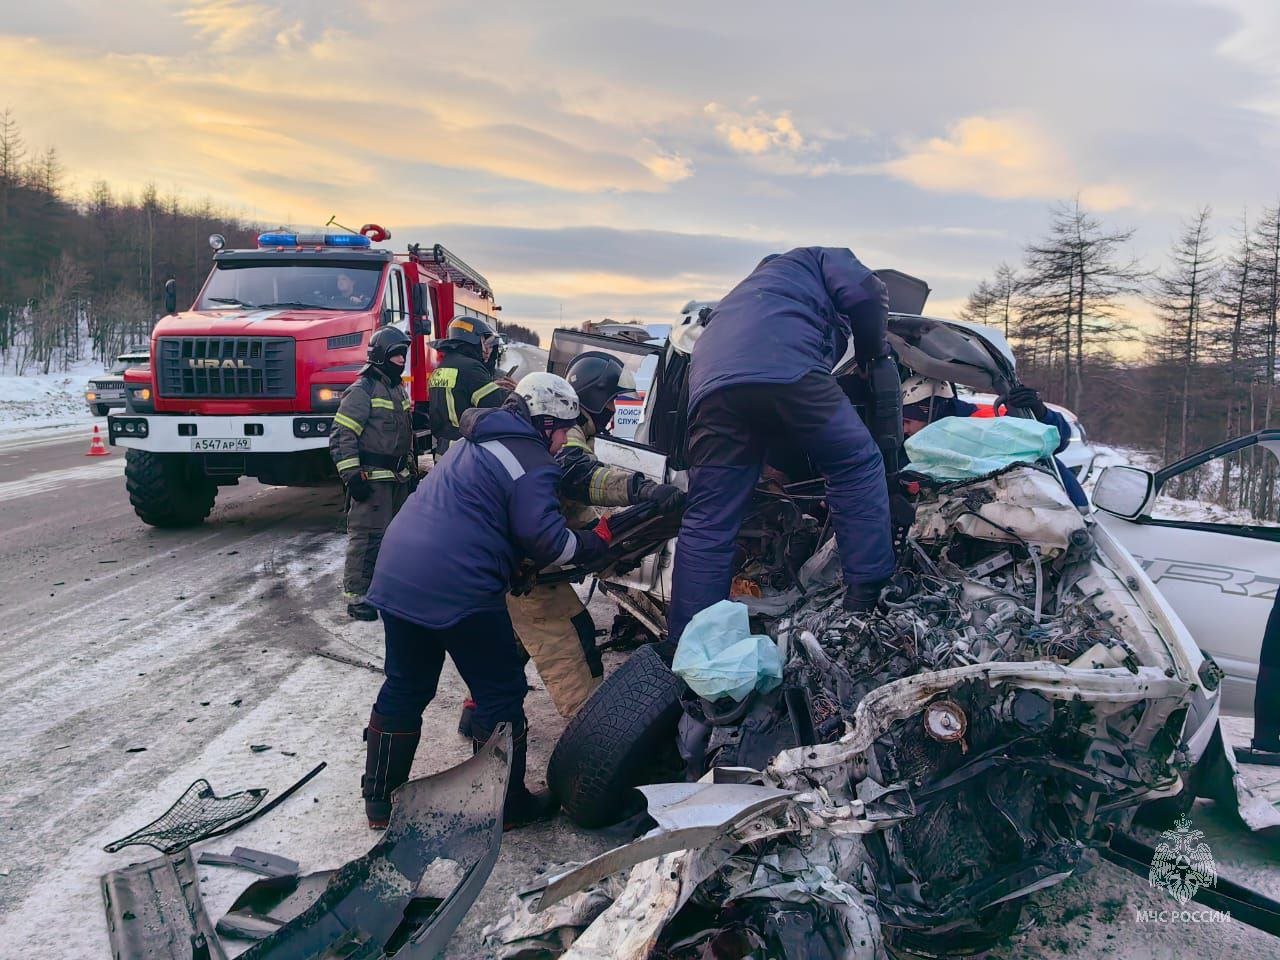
[547,644,684,827]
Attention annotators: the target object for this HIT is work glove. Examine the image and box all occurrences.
[999,384,1048,421]
[346,473,373,503]
[633,478,685,513]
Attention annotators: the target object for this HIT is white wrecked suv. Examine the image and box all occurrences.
[517,295,1274,957]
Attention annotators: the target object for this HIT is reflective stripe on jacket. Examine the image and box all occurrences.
[428,347,507,445]
[556,415,637,527]
[328,369,414,483]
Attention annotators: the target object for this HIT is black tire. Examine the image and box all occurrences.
[125,449,218,528]
[93,404,111,417]
[547,644,684,828]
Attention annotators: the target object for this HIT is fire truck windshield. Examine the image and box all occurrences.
[196,261,383,312]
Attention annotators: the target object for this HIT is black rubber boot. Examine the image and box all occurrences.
[473,720,558,830]
[362,710,421,829]
[457,698,476,738]
[843,579,886,614]
[348,601,379,622]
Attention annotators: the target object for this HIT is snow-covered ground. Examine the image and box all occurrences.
[0,359,103,439]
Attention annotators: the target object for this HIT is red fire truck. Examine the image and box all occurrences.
[110,226,502,526]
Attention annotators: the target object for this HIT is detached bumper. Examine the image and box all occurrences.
[107,414,334,453]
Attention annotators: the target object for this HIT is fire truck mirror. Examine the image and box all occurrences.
[163,278,177,316]
[411,283,428,332]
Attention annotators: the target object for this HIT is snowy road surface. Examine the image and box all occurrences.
[0,435,1277,959]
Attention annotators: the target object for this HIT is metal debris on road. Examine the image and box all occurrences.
[197,847,300,878]
[101,849,226,960]
[104,779,267,854]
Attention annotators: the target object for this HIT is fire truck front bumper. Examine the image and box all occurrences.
[107,414,334,453]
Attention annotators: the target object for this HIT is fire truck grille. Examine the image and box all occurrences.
[157,337,295,398]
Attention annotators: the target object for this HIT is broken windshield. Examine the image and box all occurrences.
[195,261,383,312]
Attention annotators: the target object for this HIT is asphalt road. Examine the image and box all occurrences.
[0,430,1277,959]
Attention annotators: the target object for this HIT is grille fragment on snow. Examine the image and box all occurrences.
[104,779,267,854]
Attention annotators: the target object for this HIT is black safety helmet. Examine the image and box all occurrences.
[367,326,411,365]
[440,314,496,348]
[565,352,634,415]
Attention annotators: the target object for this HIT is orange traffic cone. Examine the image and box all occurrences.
[86,424,109,457]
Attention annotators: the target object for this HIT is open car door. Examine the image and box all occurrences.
[1092,430,1280,713]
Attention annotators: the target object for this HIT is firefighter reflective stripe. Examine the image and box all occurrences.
[428,368,458,388]
[561,438,590,451]
[471,381,500,405]
[370,398,396,410]
[334,412,364,434]
[366,469,397,480]
[589,468,609,503]
[336,457,361,473]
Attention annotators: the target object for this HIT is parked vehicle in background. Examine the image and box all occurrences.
[1092,429,1280,715]
[84,345,149,416]
[109,227,507,527]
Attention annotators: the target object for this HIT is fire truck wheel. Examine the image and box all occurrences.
[546,643,684,828]
[125,449,217,528]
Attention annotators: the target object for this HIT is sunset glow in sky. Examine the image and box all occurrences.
[5,0,1280,339]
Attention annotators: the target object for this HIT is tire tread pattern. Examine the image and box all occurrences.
[125,449,217,528]
[547,644,684,828]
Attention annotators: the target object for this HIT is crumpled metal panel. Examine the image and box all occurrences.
[532,782,795,913]
[769,660,1190,778]
[238,725,511,959]
[101,848,227,960]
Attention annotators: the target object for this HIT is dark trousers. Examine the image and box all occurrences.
[343,481,409,602]
[1255,592,1280,745]
[668,372,894,643]
[373,609,528,735]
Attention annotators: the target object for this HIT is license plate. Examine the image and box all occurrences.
[191,438,251,452]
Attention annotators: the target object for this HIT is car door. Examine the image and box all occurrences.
[1093,431,1280,714]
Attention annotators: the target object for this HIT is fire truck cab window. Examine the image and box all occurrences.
[383,268,407,326]
[196,262,382,312]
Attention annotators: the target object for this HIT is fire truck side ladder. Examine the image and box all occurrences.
[409,243,493,300]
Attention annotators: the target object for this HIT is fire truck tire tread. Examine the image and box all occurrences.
[125,449,217,528]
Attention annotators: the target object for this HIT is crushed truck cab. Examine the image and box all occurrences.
[110,230,501,526]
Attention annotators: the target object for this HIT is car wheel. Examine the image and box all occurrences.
[547,644,685,828]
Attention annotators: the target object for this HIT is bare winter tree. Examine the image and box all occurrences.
[959,279,998,325]
[1019,199,1146,409]
[1148,207,1217,467]
[991,262,1020,339]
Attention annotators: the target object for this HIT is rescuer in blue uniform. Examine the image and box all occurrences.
[668,247,898,645]
[358,373,609,831]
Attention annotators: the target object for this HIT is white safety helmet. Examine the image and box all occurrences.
[901,375,956,408]
[515,372,580,426]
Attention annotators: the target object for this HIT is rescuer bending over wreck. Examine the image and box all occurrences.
[359,373,609,830]
[667,247,898,645]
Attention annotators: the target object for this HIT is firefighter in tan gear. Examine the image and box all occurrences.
[427,315,514,456]
[512,352,684,716]
[329,327,416,621]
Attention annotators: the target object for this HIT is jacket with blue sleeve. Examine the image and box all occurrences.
[688,247,889,411]
[366,398,608,629]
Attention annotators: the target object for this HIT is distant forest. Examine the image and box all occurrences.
[960,199,1279,520]
[0,110,263,375]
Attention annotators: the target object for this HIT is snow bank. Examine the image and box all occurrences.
[0,360,103,437]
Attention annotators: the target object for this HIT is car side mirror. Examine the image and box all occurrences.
[1091,465,1155,519]
[163,278,177,315]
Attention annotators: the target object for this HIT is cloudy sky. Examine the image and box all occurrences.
[4,0,1280,340]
